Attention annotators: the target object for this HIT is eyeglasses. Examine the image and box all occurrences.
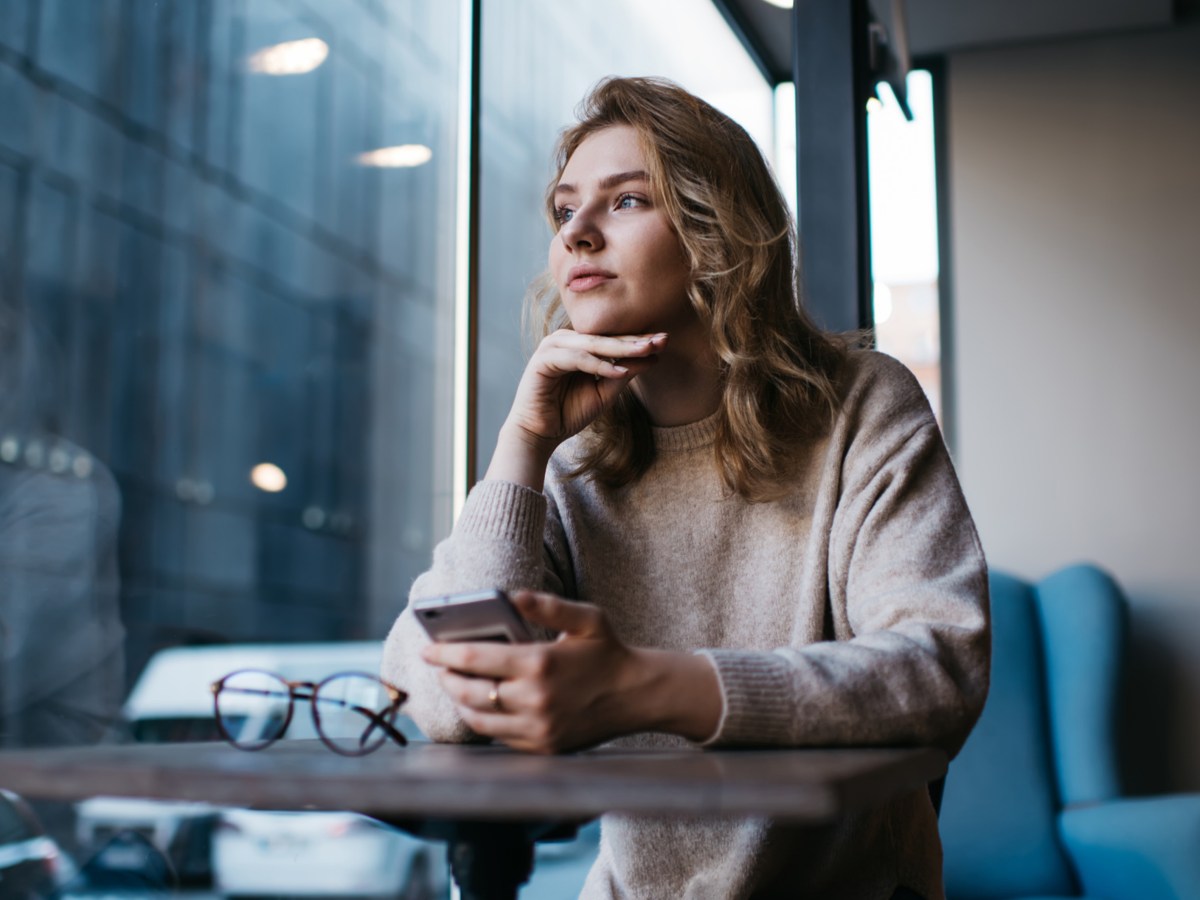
[210,669,408,756]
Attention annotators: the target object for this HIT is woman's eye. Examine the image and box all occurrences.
[554,206,575,224]
[616,194,646,210]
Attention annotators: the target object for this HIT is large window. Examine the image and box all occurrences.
[1,0,461,737]
[867,69,944,423]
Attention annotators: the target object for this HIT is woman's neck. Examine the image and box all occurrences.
[630,335,722,427]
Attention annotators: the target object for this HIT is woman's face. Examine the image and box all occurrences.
[549,125,694,338]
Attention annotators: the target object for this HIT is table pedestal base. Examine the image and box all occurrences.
[448,826,533,900]
[385,817,585,900]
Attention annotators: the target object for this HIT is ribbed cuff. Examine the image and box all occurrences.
[457,479,547,547]
[694,649,797,747]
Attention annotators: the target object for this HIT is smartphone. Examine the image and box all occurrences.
[412,588,536,644]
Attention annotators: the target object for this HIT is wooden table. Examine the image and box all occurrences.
[0,740,946,898]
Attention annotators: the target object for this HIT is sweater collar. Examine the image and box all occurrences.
[651,408,721,452]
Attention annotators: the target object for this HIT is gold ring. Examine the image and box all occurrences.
[488,681,502,712]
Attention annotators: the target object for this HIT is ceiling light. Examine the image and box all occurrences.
[356,144,433,168]
[762,0,793,8]
[247,38,329,76]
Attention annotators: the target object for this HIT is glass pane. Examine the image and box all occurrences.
[311,672,393,754]
[867,69,943,423]
[214,670,292,749]
[130,716,226,744]
[0,0,459,849]
[475,0,777,478]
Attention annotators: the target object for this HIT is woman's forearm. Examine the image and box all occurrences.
[484,424,555,492]
[622,647,723,744]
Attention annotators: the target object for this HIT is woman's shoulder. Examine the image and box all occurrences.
[827,350,942,462]
[839,349,934,419]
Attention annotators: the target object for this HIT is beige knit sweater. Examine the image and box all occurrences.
[382,350,990,899]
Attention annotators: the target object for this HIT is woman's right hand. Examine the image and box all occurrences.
[486,329,667,489]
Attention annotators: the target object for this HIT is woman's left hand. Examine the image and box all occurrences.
[419,591,644,754]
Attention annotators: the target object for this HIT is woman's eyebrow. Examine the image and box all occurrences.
[554,170,650,196]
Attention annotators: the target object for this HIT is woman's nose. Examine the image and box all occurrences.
[560,207,603,252]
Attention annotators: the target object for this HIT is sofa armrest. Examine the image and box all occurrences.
[1059,793,1200,900]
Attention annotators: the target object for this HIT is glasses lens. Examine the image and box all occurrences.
[215,670,292,750]
[313,674,397,755]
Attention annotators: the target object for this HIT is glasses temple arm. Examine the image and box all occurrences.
[351,704,408,746]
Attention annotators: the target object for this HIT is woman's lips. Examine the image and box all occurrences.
[567,266,616,292]
[568,274,615,292]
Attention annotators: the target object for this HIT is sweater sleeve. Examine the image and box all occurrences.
[698,355,990,757]
[380,479,568,742]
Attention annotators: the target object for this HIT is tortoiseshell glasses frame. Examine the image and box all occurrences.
[210,669,408,757]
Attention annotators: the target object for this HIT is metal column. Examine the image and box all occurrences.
[793,0,875,333]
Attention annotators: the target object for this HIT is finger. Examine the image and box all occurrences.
[534,346,629,380]
[589,357,659,400]
[471,713,572,755]
[605,355,658,378]
[421,641,521,678]
[441,679,550,745]
[543,331,668,360]
[452,698,563,751]
[537,340,652,376]
[510,591,603,636]
[438,669,508,712]
[456,707,540,745]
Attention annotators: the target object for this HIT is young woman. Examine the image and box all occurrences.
[383,76,989,900]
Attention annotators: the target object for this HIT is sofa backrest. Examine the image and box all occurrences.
[1033,564,1125,808]
[940,571,1079,899]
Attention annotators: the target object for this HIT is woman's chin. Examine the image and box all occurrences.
[567,314,646,337]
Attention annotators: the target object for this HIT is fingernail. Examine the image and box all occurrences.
[614,364,628,373]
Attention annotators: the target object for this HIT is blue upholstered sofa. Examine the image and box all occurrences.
[939,564,1200,899]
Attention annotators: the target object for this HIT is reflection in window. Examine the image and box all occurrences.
[868,69,943,423]
[0,1,461,748]
[130,716,225,745]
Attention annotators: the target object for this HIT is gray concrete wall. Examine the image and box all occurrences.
[947,23,1200,789]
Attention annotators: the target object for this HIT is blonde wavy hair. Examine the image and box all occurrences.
[529,76,849,502]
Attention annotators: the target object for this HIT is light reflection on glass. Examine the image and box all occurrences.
[356,145,434,168]
[250,463,288,493]
[247,38,329,76]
